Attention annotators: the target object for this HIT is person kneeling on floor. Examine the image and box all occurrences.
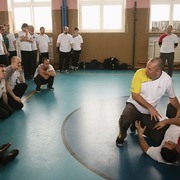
[0,142,19,165]
[34,57,56,92]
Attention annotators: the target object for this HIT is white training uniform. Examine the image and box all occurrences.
[37,34,50,53]
[6,33,16,51]
[160,34,179,53]
[0,79,6,98]
[0,34,5,55]
[30,33,38,51]
[127,70,175,114]
[73,35,83,51]
[18,31,32,51]
[34,64,54,78]
[9,71,22,90]
[56,33,74,52]
[147,125,180,165]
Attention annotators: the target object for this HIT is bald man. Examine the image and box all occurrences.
[5,56,27,110]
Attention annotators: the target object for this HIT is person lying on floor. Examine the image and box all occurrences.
[135,104,180,165]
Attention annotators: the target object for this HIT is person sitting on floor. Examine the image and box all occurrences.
[135,103,180,165]
[34,57,56,92]
[0,64,13,119]
[5,56,27,110]
[0,142,19,165]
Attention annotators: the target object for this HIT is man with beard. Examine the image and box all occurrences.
[34,57,56,92]
[56,26,74,73]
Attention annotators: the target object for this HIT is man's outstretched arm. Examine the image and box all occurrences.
[135,121,150,153]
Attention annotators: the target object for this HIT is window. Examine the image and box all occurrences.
[8,0,52,33]
[150,0,180,32]
[79,0,125,32]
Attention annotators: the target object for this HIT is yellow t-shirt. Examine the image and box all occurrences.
[131,68,151,93]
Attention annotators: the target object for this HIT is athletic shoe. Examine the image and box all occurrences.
[130,123,136,134]
[36,86,41,92]
[47,86,54,90]
[7,149,19,161]
[116,136,124,147]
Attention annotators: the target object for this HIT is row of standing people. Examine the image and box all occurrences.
[56,26,83,72]
[0,22,50,81]
[0,23,83,81]
[18,23,50,81]
[0,24,83,165]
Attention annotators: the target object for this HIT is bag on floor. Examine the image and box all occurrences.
[103,57,119,70]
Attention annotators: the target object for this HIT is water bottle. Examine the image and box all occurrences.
[83,62,86,69]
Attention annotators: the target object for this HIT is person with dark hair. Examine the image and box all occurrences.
[116,57,180,147]
[28,25,38,78]
[159,25,178,77]
[0,64,13,119]
[34,58,56,92]
[71,27,83,70]
[18,23,33,80]
[135,110,180,165]
[0,142,19,165]
[0,25,9,66]
[161,147,179,163]
[37,27,50,64]
[3,21,17,65]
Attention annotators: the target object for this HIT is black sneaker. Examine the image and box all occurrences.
[130,123,136,134]
[7,149,19,161]
[47,86,54,90]
[130,128,136,134]
[36,86,41,92]
[116,136,124,147]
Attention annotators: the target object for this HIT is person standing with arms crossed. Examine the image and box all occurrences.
[18,23,32,81]
[159,25,179,77]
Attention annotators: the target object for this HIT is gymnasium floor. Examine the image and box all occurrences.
[0,70,180,180]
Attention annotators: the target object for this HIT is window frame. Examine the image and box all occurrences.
[78,0,126,33]
[8,0,52,33]
[150,0,180,32]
